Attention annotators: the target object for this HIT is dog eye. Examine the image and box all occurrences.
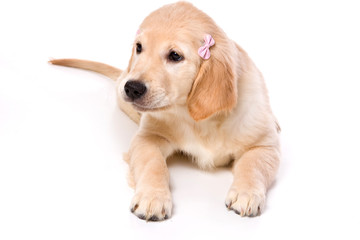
[168,51,184,62]
[136,43,142,54]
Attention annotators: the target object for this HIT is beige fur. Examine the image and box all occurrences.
[50,2,280,221]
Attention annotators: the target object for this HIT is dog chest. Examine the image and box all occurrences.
[177,127,233,169]
[148,110,235,168]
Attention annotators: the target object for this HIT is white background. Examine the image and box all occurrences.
[1,0,360,239]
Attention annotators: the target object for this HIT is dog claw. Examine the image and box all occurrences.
[130,204,138,213]
[148,215,160,221]
[137,214,146,220]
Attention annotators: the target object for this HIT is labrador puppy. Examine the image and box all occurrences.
[50,1,280,221]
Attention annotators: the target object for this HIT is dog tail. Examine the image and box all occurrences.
[49,58,141,124]
[49,58,122,81]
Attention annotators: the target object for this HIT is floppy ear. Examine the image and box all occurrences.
[187,40,237,121]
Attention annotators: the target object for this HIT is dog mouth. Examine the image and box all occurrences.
[121,85,170,112]
[131,102,170,112]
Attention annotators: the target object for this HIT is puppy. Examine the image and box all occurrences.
[50,2,280,221]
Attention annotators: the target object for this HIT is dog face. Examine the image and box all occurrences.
[120,27,201,112]
[118,2,238,121]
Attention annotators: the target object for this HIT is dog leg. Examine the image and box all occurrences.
[126,134,173,221]
[225,146,280,216]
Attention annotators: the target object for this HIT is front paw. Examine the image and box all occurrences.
[130,189,172,221]
[225,187,265,217]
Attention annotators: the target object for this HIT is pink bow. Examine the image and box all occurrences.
[198,34,215,60]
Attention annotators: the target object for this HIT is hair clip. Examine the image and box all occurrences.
[198,34,215,60]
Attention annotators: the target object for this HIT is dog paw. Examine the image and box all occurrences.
[130,189,172,221]
[225,187,265,217]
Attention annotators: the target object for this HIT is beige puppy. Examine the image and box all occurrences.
[50,2,280,221]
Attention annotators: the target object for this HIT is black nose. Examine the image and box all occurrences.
[124,80,147,100]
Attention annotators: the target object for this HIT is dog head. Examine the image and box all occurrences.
[119,2,237,121]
